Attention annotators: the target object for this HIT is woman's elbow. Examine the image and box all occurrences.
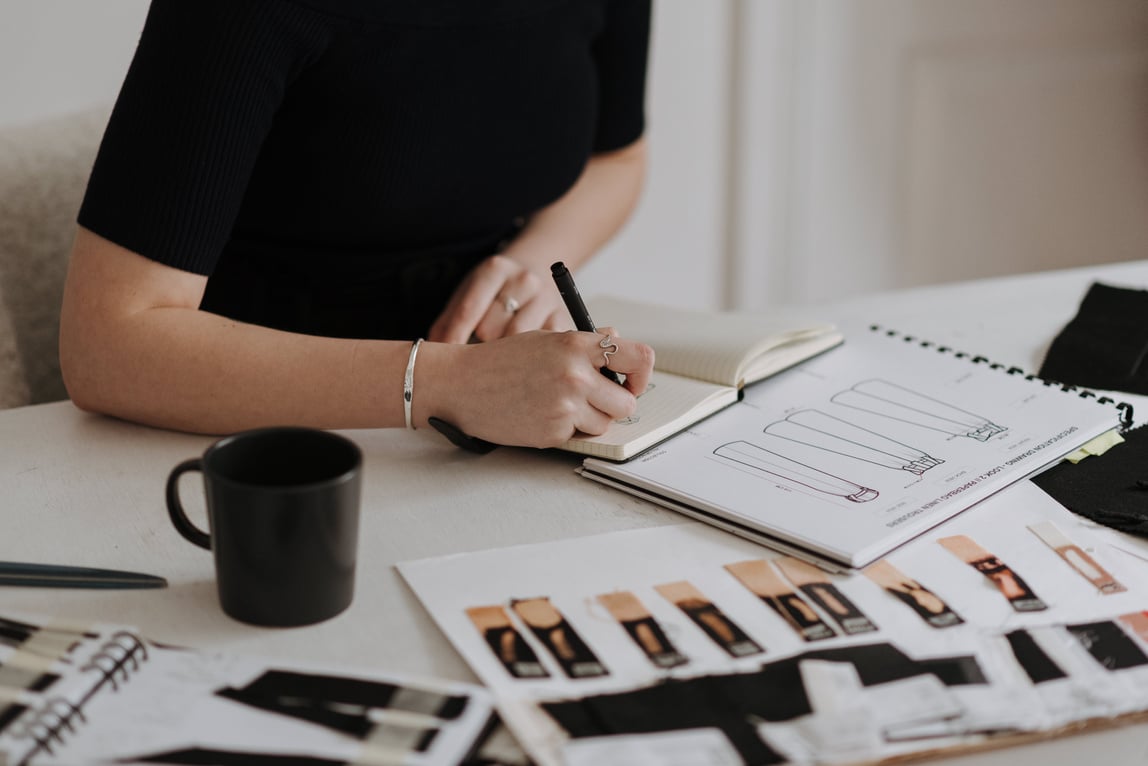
[58,327,108,414]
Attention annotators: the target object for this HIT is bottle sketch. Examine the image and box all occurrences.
[713,441,878,502]
[510,597,609,679]
[831,379,1007,442]
[764,410,943,476]
[724,560,837,642]
[862,559,964,628]
[1028,521,1127,595]
[773,557,878,636]
[654,581,764,658]
[465,605,549,679]
[938,535,1048,613]
[597,591,689,669]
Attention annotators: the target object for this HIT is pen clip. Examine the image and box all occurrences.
[428,417,499,455]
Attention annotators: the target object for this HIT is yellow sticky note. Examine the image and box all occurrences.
[1063,429,1125,464]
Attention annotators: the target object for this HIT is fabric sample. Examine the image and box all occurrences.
[1039,282,1148,395]
[1033,424,1148,538]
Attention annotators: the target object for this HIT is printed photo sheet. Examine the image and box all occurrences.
[399,480,1148,766]
[581,323,1127,568]
[0,615,496,766]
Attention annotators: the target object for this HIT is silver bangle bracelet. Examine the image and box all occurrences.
[403,338,423,430]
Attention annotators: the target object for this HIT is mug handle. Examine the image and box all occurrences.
[165,458,212,550]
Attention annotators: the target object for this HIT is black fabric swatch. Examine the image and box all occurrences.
[542,642,986,764]
[1032,424,1148,537]
[1039,282,1148,395]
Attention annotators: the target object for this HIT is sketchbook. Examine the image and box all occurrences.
[0,613,498,766]
[398,481,1148,766]
[559,296,844,460]
[578,323,1133,569]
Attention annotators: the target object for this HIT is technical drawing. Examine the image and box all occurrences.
[713,441,878,502]
[763,409,943,476]
[831,379,1007,442]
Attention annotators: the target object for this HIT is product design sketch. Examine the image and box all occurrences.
[713,441,878,503]
[831,379,1007,442]
[763,410,944,476]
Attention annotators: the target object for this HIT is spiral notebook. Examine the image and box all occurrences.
[0,613,498,766]
[579,323,1133,570]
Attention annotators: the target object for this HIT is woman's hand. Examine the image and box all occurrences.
[415,328,654,448]
[428,138,648,346]
[428,254,573,344]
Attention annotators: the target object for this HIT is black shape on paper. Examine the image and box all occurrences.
[1066,620,1148,671]
[1005,630,1067,684]
[542,642,986,764]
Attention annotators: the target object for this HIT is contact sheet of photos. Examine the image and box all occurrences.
[399,480,1148,766]
[0,612,498,766]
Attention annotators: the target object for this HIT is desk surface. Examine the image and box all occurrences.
[5,259,1148,765]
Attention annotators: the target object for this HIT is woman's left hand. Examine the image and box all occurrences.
[428,254,574,343]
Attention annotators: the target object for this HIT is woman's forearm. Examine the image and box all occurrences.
[59,231,411,434]
[59,227,654,440]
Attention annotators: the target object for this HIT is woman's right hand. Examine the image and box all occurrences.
[414,329,655,448]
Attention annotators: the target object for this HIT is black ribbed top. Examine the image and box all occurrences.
[78,0,650,339]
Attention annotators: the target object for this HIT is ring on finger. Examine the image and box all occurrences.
[501,295,520,315]
[599,334,620,368]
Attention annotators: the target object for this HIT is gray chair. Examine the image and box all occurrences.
[0,107,108,408]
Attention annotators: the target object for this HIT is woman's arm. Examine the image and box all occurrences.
[59,226,653,443]
[428,136,648,343]
[60,228,407,434]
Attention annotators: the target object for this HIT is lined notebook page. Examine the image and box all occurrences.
[561,372,737,459]
[589,296,836,387]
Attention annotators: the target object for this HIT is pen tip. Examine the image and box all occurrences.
[550,262,567,276]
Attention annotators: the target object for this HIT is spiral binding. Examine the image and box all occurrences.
[7,631,148,765]
[79,631,148,693]
[870,325,1135,432]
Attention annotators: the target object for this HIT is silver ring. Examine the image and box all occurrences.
[599,334,619,368]
[503,295,520,314]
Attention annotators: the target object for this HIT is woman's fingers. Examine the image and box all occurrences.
[422,329,655,448]
[477,268,543,339]
[575,329,655,434]
[591,326,654,397]
[430,255,567,343]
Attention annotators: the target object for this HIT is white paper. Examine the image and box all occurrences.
[0,619,495,766]
[564,728,743,766]
[398,480,1148,766]
[581,322,1123,568]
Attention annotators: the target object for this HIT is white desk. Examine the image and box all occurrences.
[5,260,1148,765]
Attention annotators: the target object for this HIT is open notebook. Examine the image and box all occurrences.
[559,296,843,460]
[578,322,1132,569]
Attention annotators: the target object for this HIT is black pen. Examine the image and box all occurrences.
[550,262,623,385]
[0,561,167,589]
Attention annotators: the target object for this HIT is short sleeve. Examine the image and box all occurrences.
[592,0,652,152]
[78,0,327,275]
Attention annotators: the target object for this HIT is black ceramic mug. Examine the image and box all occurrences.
[165,427,362,627]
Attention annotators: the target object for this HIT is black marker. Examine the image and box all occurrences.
[550,261,623,385]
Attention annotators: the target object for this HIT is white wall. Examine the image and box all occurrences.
[0,1,148,125]
[733,0,1148,310]
[580,0,734,309]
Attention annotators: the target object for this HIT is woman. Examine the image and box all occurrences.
[59,0,656,447]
